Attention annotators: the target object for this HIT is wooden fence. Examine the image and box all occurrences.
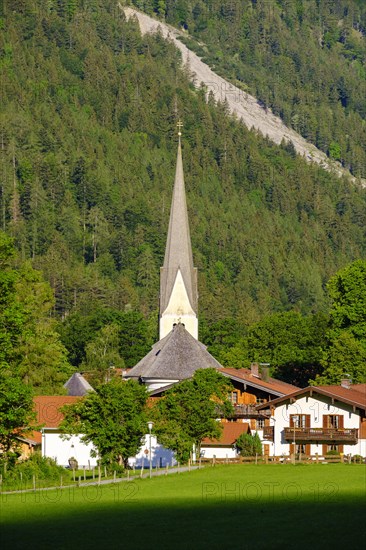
[200,454,364,465]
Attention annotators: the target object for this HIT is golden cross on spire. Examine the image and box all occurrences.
[177,120,183,137]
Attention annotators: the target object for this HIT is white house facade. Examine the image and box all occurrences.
[34,396,98,468]
[42,429,98,468]
[128,434,176,469]
[201,422,251,460]
[257,383,366,458]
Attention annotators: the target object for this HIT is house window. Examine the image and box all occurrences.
[290,414,310,428]
[290,443,310,456]
[256,419,265,430]
[324,443,343,454]
[324,415,343,429]
[229,392,238,405]
[330,416,339,428]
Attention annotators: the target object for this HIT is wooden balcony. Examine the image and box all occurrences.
[284,427,358,443]
[230,405,271,418]
[263,426,274,441]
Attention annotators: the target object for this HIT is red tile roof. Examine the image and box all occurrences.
[202,422,250,446]
[219,367,298,395]
[318,384,366,408]
[19,431,42,445]
[33,396,81,428]
[257,384,366,411]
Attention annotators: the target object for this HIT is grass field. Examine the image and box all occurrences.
[1,464,365,549]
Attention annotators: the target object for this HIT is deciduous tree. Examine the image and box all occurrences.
[313,260,366,385]
[60,379,148,467]
[0,375,35,457]
[153,369,233,462]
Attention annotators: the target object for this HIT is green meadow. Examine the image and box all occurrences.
[1,464,365,549]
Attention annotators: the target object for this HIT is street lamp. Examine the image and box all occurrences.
[147,421,154,478]
[292,415,298,463]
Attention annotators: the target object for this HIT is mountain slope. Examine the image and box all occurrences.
[128,0,366,181]
[0,1,365,373]
[124,6,365,186]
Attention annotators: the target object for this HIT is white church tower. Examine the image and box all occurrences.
[159,124,198,340]
[125,123,222,391]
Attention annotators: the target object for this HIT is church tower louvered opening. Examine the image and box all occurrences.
[159,129,198,340]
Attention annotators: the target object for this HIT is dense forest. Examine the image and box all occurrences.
[0,0,365,391]
[132,0,366,178]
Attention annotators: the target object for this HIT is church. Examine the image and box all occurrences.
[124,126,223,393]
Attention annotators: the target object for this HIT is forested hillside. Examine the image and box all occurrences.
[133,0,366,178]
[0,1,365,389]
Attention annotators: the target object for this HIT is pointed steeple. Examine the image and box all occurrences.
[159,128,198,340]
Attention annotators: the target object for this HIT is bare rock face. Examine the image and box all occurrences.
[123,6,365,188]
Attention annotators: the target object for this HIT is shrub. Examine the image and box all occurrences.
[351,454,364,463]
[106,462,125,476]
[3,453,70,483]
[236,432,262,457]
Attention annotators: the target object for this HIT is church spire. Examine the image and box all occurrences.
[159,123,198,340]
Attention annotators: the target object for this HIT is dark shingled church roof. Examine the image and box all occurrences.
[126,323,223,381]
[64,373,94,396]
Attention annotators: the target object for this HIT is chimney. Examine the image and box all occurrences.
[251,363,259,377]
[341,378,352,389]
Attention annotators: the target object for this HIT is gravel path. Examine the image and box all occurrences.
[1,465,201,495]
[123,6,364,187]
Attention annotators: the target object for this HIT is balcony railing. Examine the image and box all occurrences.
[230,404,271,418]
[263,426,274,441]
[284,427,358,443]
